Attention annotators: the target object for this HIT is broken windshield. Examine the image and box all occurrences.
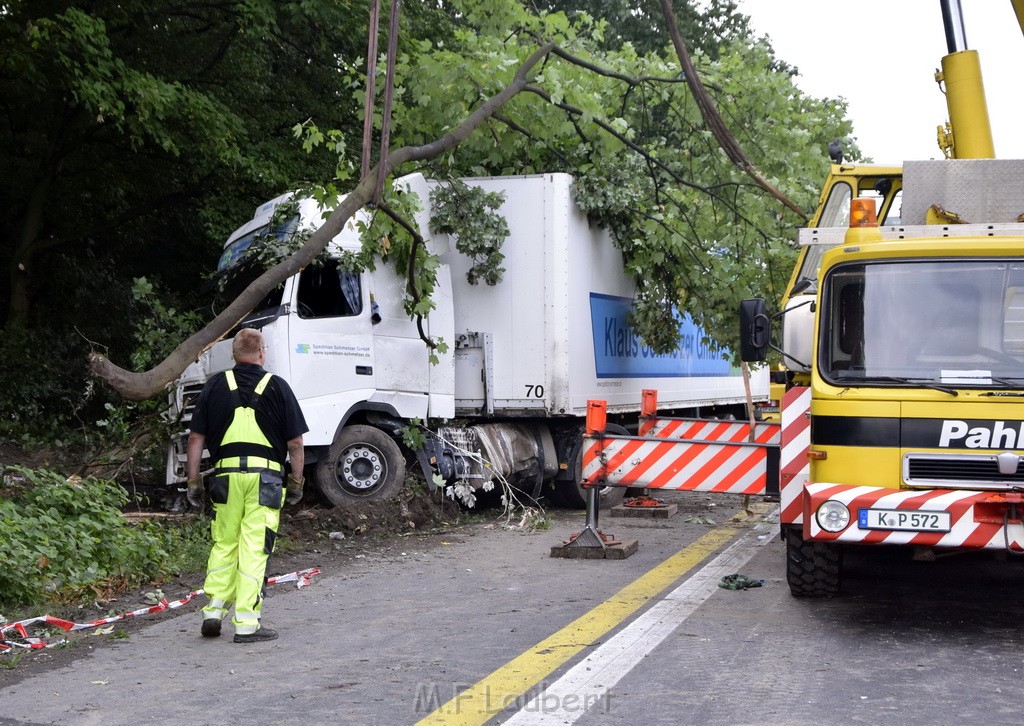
[210,213,303,326]
[820,259,1024,389]
[218,214,301,273]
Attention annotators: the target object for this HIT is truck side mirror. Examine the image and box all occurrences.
[739,298,770,362]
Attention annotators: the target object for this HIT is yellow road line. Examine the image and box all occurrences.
[415,505,771,725]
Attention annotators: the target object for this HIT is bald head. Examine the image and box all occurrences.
[232,328,266,365]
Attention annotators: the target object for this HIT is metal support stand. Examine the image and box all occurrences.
[550,408,639,559]
[562,485,607,549]
[551,484,637,559]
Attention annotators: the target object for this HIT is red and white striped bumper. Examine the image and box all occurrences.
[804,481,1024,551]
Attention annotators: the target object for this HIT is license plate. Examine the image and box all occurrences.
[858,508,952,533]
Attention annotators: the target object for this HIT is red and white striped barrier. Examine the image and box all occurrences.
[581,394,779,494]
[603,387,1024,553]
[0,568,320,652]
[640,416,779,445]
[780,386,811,526]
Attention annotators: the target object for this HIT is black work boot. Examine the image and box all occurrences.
[201,618,222,637]
[233,626,278,644]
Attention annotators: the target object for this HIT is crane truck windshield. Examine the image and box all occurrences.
[820,259,1024,389]
[789,175,903,300]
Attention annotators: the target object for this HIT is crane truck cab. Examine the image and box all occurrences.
[742,158,1024,595]
[738,0,1024,595]
[753,163,904,421]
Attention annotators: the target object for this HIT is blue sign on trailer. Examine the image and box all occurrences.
[589,293,734,378]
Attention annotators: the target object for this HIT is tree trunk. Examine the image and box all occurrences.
[6,260,31,332]
[6,173,54,330]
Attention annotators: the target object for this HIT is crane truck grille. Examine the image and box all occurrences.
[904,452,1024,490]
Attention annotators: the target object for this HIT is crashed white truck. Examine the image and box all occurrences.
[167,173,767,508]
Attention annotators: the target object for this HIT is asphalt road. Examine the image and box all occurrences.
[3,491,1024,725]
[531,522,1024,726]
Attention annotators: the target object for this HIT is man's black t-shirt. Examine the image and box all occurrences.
[190,363,309,465]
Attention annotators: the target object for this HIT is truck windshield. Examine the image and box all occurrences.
[212,213,301,327]
[820,259,1024,389]
[218,214,301,273]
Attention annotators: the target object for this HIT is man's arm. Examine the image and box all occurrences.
[185,431,208,508]
[287,435,304,477]
[187,431,206,481]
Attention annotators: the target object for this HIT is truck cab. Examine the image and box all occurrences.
[168,175,454,503]
[743,157,1024,596]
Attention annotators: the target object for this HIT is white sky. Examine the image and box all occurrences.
[737,1,1024,164]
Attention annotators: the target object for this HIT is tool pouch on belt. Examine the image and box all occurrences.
[258,470,284,509]
[209,474,230,505]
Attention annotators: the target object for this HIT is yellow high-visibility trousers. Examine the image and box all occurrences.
[201,471,284,634]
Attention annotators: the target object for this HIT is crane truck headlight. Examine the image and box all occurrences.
[816,501,851,533]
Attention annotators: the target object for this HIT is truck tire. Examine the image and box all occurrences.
[785,527,842,597]
[552,425,629,510]
[315,425,405,505]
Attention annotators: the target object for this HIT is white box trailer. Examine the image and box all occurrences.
[168,173,767,508]
[441,175,761,417]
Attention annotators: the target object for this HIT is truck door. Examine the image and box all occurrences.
[287,260,375,444]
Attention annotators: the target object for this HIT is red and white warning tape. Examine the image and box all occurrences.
[0,567,320,653]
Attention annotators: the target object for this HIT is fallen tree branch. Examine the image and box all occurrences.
[89,42,557,400]
[657,0,808,220]
[376,200,437,349]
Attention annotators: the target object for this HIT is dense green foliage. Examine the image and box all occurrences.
[429,181,510,286]
[0,0,445,444]
[356,0,857,352]
[0,0,860,447]
[0,468,209,610]
[539,0,753,58]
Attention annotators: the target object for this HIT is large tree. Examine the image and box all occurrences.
[89,0,859,400]
[0,0,446,433]
[2,0,860,420]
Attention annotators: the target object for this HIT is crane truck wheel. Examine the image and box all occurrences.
[552,424,629,510]
[785,527,843,597]
[314,425,406,505]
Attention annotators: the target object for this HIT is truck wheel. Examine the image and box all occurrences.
[315,425,406,505]
[785,527,842,597]
[553,425,629,510]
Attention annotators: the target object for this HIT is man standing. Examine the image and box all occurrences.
[186,328,308,643]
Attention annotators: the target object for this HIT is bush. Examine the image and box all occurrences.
[0,467,207,610]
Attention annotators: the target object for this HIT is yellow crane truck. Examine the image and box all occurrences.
[740,0,1024,596]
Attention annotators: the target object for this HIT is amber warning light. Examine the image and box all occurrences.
[849,198,878,228]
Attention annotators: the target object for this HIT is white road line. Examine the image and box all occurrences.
[501,512,779,725]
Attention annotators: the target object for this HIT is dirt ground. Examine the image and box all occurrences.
[0,482,477,686]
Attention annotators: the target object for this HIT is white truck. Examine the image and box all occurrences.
[167,173,768,507]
